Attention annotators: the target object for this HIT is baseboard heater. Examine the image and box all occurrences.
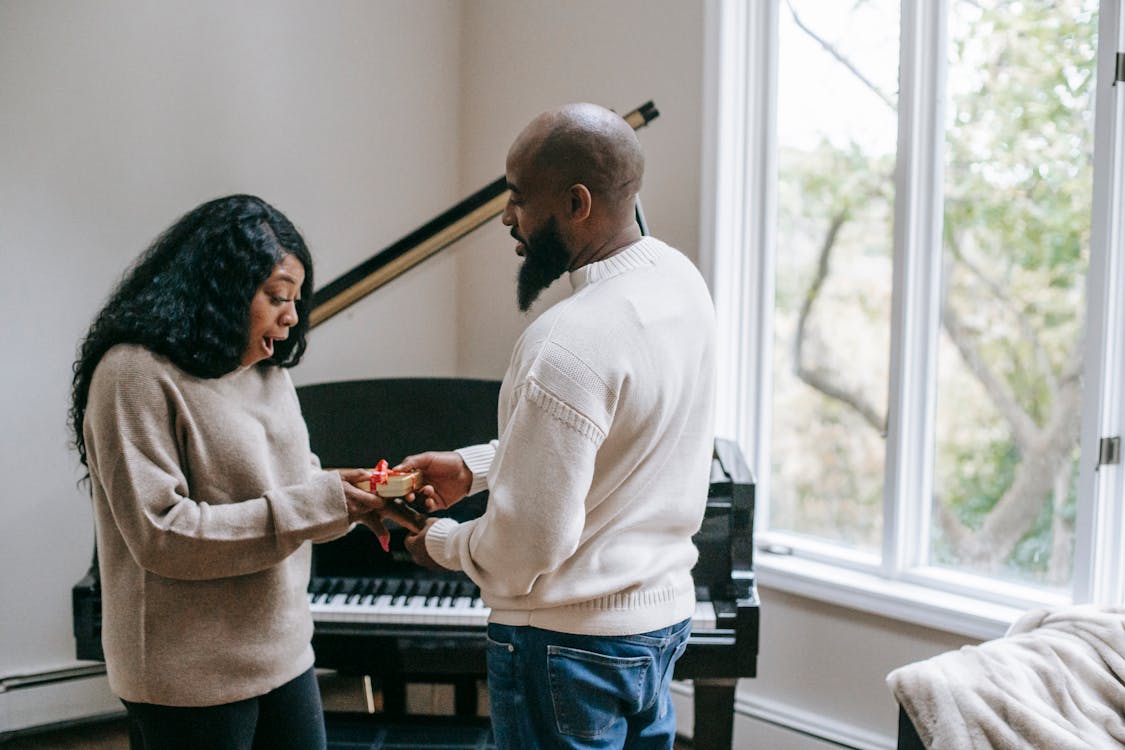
[0,663,118,739]
[1,663,106,693]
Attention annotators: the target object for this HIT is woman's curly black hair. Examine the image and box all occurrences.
[68,194,315,475]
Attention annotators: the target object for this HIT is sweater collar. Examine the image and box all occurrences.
[569,237,662,292]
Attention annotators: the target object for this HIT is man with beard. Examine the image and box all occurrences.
[401,102,717,750]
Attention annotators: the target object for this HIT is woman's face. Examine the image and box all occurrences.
[242,254,305,367]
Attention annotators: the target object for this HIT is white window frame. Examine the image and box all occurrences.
[1078,0,1125,607]
[702,0,1125,640]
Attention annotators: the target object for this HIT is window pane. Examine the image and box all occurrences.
[771,0,899,551]
[931,0,1097,591]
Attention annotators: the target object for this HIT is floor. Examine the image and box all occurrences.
[1,716,129,749]
[1,716,694,749]
[0,673,695,748]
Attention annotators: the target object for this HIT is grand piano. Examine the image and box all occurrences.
[72,101,760,749]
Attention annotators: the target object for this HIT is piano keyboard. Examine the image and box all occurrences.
[309,576,718,630]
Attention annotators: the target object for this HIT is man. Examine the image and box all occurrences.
[402,102,717,749]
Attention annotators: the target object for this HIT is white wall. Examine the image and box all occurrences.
[453,0,708,377]
[0,0,463,685]
[0,1,982,746]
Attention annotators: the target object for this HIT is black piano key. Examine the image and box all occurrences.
[392,579,414,605]
[423,581,442,607]
[358,578,383,603]
[314,577,340,604]
[433,580,454,607]
[330,578,356,605]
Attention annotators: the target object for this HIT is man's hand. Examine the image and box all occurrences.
[395,451,473,512]
[404,517,447,570]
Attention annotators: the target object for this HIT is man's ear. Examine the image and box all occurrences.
[567,184,593,222]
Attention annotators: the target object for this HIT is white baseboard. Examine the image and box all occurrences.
[671,681,896,750]
[0,664,121,737]
[734,692,895,750]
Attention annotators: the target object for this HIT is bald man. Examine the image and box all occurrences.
[403,103,717,749]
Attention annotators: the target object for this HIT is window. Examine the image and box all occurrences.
[772,0,899,554]
[703,0,1125,638]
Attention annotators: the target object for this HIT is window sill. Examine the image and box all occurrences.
[755,550,1051,641]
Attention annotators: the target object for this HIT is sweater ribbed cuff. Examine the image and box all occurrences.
[274,470,352,542]
[425,517,462,571]
[454,442,495,496]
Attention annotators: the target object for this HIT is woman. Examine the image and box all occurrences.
[68,194,383,749]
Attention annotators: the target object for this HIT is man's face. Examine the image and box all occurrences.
[503,141,573,312]
[515,216,571,312]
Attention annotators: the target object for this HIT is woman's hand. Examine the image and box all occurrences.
[338,469,382,519]
[337,469,392,551]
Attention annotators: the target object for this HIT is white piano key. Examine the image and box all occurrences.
[310,580,721,631]
[693,601,717,630]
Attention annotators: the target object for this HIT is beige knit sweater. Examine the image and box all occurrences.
[83,344,351,706]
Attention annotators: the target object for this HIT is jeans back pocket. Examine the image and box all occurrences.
[547,645,652,740]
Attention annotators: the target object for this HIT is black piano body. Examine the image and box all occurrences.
[299,377,759,749]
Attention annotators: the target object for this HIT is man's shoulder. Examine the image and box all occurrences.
[527,294,617,358]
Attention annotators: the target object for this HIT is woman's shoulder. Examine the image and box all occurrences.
[84,345,174,418]
[91,344,186,399]
[97,343,167,375]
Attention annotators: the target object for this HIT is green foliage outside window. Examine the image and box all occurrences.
[773,0,1095,589]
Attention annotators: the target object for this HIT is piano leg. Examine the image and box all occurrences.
[381,678,407,716]
[691,678,736,750]
[453,677,478,717]
[127,713,146,750]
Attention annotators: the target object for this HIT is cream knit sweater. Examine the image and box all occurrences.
[427,237,717,635]
[83,344,351,706]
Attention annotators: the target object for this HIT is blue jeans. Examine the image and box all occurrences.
[486,618,691,750]
[121,666,326,750]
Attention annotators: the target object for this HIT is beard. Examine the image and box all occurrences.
[516,217,571,312]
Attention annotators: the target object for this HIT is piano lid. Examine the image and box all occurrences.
[309,101,660,328]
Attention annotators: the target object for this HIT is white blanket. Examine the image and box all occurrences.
[886,606,1125,749]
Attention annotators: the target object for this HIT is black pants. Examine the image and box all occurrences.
[121,666,326,750]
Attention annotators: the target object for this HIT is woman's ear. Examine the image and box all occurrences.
[567,184,593,222]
